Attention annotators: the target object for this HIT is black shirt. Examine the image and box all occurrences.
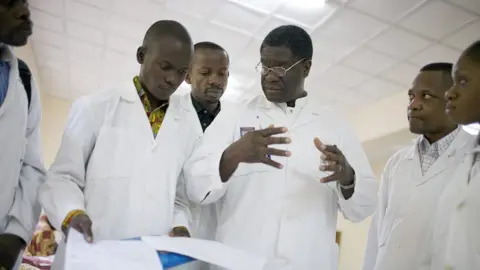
[191,94,221,132]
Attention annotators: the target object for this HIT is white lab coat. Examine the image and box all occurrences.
[39,83,193,242]
[429,141,480,270]
[183,95,377,269]
[362,129,475,270]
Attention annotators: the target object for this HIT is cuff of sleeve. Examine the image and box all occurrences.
[4,218,30,245]
[50,206,86,232]
[200,151,230,204]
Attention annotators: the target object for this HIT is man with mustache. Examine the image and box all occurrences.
[176,41,229,270]
[183,25,377,269]
[363,63,476,270]
[0,0,46,269]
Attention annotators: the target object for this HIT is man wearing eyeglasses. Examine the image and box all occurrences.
[182,25,377,269]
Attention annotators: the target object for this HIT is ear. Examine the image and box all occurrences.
[185,71,192,84]
[303,59,312,77]
[136,46,146,64]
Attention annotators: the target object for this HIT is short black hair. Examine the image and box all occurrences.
[420,62,453,73]
[194,41,226,53]
[260,25,313,60]
[142,20,192,46]
[420,62,454,88]
[463,40,480,64]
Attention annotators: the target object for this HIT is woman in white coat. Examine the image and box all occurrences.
[39,20,195,248]
[183,25,377,270]
[432,40,480,269]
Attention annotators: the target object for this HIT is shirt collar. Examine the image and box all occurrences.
[190,93,221,116]
[418,126,461,155]
[133,75,168,111]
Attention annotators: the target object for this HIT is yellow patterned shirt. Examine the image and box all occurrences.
[133,76,168,137]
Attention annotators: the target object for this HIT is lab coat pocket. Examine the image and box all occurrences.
[88,126,137,179]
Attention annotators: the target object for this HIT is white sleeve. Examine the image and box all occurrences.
[183,107,238,205]
[172,174,192,231]
[39,97,100,230]
[5,78,46,243]
[334,116,378,222]
[362,157,393,270]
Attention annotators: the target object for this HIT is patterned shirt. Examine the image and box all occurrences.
[0,60,10,106]
[418,127,461,174]
[133,76,168,137]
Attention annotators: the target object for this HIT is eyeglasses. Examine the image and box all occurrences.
[255,58,305,77]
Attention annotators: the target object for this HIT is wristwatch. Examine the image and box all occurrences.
[340,172,356,190]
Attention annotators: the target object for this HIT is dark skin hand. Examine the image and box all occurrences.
[220,126,291,182]
[0,233,26,269]
[65,214,93,243]
[168,226,190,237]
[314,138,356,200]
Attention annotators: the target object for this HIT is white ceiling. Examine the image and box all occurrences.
[28,0,480,110]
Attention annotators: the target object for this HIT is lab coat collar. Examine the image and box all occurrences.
[258,94,308,111]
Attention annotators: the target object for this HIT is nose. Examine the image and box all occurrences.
[164,73,182,87]
[208,75,222,87]
[15,1,31,21]
[264,71,279,82]
[408,97,422,112]
[445,86,457,101]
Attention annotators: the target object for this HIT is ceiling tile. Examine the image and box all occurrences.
[310,31,357,63]
[232,0,285,14]
[107,15,147,41]
[446,0,480,16]
[203,22,252,57]
[275,1,339,29]
[165,0,223,19]
[69,53,103,74]
[65,0,107,28]
[316,65,369,88]
[349,0,426,22]
[367,27,431,58]
[30,0,63,16]
[66,21,104,46]
[318,8,388,44]
[74,0,110,10]
[157,9,208,43]
[31,28,66,48]
[106,34,139,55]
[253,17,293,40]
[30,9,64,33]
[342,47,397,75]
[67,38,103,59]
[33,43,66,63]
[408,44,461,66]
[399,1,477,40]
[380,62,420,87]
[112,0,165,24]
[40,58,68,72]
[357,78,405,101]
[211,2,268,35]
[442,20,480,50]
[233,39,261,72]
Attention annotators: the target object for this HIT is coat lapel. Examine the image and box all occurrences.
[180,93,203,136]
[405,141,424,182]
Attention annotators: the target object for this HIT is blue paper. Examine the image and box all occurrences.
[123,237,196,269]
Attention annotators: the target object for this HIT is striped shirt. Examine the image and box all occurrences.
[418,127,461,174]
[0,60,10,106]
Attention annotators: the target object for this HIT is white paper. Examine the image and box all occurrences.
[141,236,267,270]
[65,230,163,270]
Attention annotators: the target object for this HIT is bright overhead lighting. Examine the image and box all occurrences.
[290,0,326,9]
[463,123,480,135]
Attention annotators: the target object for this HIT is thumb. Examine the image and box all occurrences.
[314,137,324,151]
[80,222,93,243]
[268,124,274,128]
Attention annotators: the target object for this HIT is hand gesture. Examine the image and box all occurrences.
[314,138,354,185]
[0,234,25,270]
[234,126,291,168]
[67,214,93,243]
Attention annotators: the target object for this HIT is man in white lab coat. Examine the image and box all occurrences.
[177,41,229,270]
[0,1,45,269]
[183,25,377,269]
[430,40,480,269]
[181,41,229,240]
[362,63,476,270]
[39,20,194,248]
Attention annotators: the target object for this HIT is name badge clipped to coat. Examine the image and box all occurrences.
[240,127,255,137]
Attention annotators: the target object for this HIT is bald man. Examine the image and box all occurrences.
[39,20,195,250]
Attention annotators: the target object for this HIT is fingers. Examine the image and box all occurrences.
[261,156,284,169]
[320,173,338,183]
[260,127,288,137]
[79,221,93,243]
[266,136,291,145]
[265,147,291,157]
[320,162,342,173]
[314,138,340,154]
